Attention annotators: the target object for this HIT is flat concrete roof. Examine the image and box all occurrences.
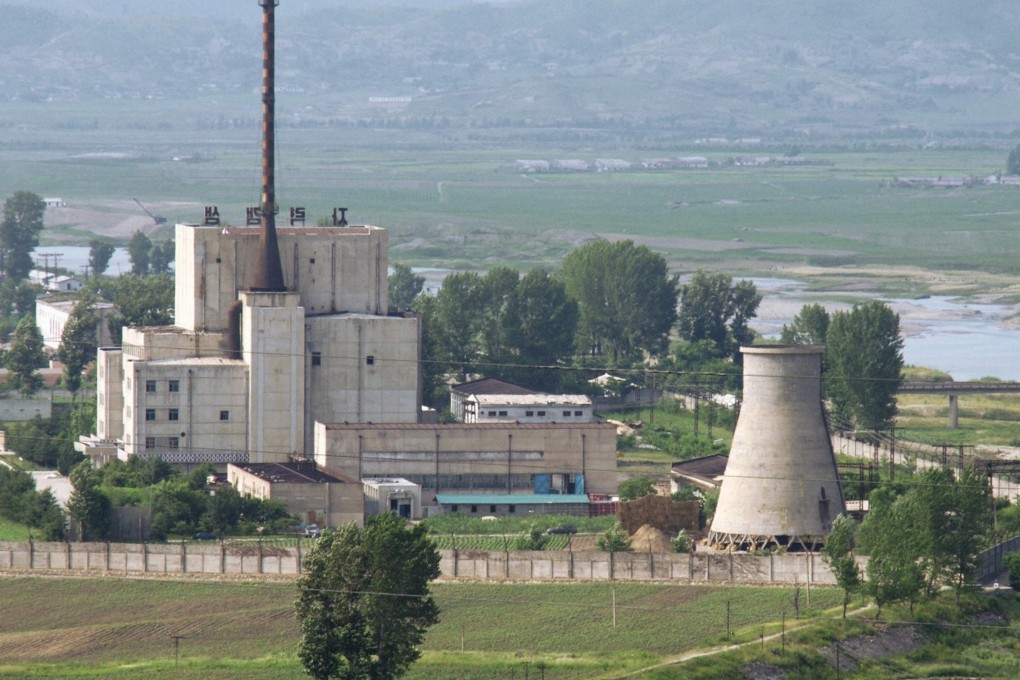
[323,422,616,432]
[230,462,347,484]
[470,394,592,407]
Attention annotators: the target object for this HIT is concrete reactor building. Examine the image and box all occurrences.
[77,0,616,523]
[709,345,845,551]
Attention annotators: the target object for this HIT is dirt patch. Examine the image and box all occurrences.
[630,525,673,553]
[820,625,925,673]
[741,661,788,679]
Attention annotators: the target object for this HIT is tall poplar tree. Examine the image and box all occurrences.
[1,191,45,281]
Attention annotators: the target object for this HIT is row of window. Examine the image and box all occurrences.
[311,353,375,367]
[145,379,180,393]
[143,409,230,421]
[145,436,180,450]
[484,410,586,417]
[450,504,518,514]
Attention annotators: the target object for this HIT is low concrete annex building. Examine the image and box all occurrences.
[228,461,362,528]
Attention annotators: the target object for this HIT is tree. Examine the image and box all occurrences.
[0,191,45,280]
[388,263,425,311]
[498,269,578,391]
[676,271,761,362]
[856,485,924,618]
[66,461,111,541]
[780,303,829,345]
[561,240,679,365]
[88,240,116,277]
[826,301,904,434]
[106,273,174,342]
[127,230,152,275]
[596,522,633,552]
[296,513,441,680]
[58,292,99,395]
[820,514,861,618]
[618,476,656,501]
[150,240,174,274]
[428,271,484,380]
[6,315,46,396]
[1008,143,1020,175]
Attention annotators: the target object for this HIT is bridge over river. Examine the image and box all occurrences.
[900,381,1020,428]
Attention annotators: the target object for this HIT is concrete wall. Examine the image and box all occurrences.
[96,348,123,440]
[3,539,1016,585]
[0,398,52,422]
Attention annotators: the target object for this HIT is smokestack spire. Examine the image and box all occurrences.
[252,0,286,292]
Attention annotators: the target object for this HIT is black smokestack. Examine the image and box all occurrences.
[252,0,286,292]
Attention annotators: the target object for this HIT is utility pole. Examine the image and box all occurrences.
[171,635,185,670]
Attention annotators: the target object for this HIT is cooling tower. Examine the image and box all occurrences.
[708,345,844,551]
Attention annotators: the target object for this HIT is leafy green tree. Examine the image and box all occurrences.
[410,295,447,408]
[14,281,39,317]
[296,513,441,680]
[857,485,925,618]
[499,269,578,391]
[127,230,152,275]
[66,461,111,541]
[150,241,174,274]
[1008,143,1020,175]
[1005,551,1020,590]
[105,273,174,342]
[58,292,99,395]
[149,479,208,540]
[0,466,65,540]
[88,240,116,277]
[0,191,45,280]
[428,271,484,380]
[561,239,679,365]
[388,263,425,311]
[780,303,829,345]
[618,476,656,501]
[512,524,550,550]
[821,514,861,618]
[596,522,633,552]
[826,301,904,434]
[476,266,520,370]
[676,271,761,362]
[671,529,692,553]
[6,315,46,396]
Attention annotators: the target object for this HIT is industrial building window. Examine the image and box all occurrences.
[470,505,478,513]
[145,437,156,449]
[563,410,571,417]
[487,411,496,416]
[525,410,534,417]
[145,408,156,421]
[366,355,375,365]
[168,380,180,392]
[145,380,156,392]
[168,408,179,421]
[537,410,546,416]
[489,505,496,513]
[508,505,516,513]
[574,411,583,416]
[498,411,508,416]
[311,352,321,366]
[220,410,230,421]
[168,437,180,449]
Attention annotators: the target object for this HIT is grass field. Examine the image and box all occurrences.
[0,576,844,679]
[4,102,1020,283]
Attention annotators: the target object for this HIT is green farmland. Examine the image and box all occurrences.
[0,576,844,679]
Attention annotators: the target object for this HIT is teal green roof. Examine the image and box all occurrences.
[436,493,589,505]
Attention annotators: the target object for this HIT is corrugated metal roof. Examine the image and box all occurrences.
[470,394,592,407]
[450,377,536,396]
[435,493,590,505]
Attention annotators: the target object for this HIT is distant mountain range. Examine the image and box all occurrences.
[3,0,1020,140]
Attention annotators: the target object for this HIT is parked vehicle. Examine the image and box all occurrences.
[545,524,577,535]
[304,524,322,537]
[193,532,218,541]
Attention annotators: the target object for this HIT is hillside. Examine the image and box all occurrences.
[3,0,1020,139]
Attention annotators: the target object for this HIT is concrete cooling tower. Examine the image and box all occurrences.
[708,345,844,551]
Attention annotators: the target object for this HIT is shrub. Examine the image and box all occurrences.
[672,529,691,553]
[1004,551,1020,590]
[596,522,632,552]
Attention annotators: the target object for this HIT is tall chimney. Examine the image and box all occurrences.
[252,0,286,292]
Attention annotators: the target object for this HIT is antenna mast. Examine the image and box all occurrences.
[253,0,286,292]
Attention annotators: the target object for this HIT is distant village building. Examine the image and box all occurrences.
[677,156,709,168]
[515,160,550,172]
[43,198,67,208]
[595,158,631,172]
[29,270,84,293]
[449,377,537,422]
[553,159,589,171]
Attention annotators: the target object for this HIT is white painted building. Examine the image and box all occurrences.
[36,298,115,351]
[463,394,595,424]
